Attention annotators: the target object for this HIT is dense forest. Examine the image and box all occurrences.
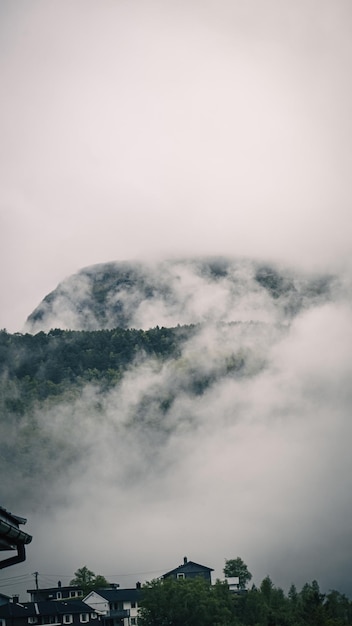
[139,575,352,626]
[0,323,250,507]
[0,323,254,411]
[0,325,195,408]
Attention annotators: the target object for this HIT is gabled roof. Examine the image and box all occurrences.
[85,588,140,603]
[163,557,214,578]
[0,601,97,618]
[27,601,95,615]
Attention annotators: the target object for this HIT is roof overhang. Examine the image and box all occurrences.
[0,507,32,569]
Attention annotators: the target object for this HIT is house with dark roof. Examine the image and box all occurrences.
[27,586,84,603]
[162,556,213,584]
[0,599,100,626]
[83,586,141,626]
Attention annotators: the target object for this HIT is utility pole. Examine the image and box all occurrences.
[32,571,39,590]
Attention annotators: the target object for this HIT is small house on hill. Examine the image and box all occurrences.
[163,556,213,584]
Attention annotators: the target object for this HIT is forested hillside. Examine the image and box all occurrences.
[0,325,194,407]
[1,257,351,597]
[0,320,255,509]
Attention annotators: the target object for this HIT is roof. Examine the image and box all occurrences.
[86,588,141,602]
[0,506,32,551]
[163,558,214,578]
[0,507,27,527]
[0,603,30,618]
[0,593,11,601]
[0,601,97,618]
[29,601,95,615]
[26,586,82,594]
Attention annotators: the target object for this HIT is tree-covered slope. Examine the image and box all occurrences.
[0,325,194,406]
[0,258,338,512]
[2,257,351,596]
[0,321,259,508]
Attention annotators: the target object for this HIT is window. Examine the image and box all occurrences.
[69,591,76,598]
[63,615,73,624]
[56,592,62,600]
[28,618,38,624]
[177,573,185,579]
[131,602,136,608]
[80,614,89,623]
[131,619,137,625]
[91,614,97,620]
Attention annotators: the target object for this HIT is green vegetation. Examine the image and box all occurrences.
[69,566,110,595]
[0,325,195,407]
[0,324,249,507]
[0,324,250,412]
[224,557,252,590]
[139,577,236,626]
[139,574,352,626]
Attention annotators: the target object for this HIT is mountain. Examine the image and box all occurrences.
[2,257,337,507]
[2,257,351,596]
[25,257,334,332]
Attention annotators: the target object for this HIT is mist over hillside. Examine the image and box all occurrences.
[25,257,334,333]
[1,257,352,598]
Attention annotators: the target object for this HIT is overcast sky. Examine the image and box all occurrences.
[1,0,351,332]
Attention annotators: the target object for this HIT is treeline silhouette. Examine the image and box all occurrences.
[139,576,352,626]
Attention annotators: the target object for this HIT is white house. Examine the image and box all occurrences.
[83,586,141,626]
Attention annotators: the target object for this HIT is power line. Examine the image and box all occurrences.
[0,573,32,581]
[38,568,166,578]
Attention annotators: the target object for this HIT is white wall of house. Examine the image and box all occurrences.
[82,592,108,615]
[122,601,138,626]
[83,592,139,626]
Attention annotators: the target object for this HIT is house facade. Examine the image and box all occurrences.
[27,586,84,603]
[83,587,141,626]
[162,556,213,584]
[3,557,214,626]
[82,557,213,626]
[0,600,99,626]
